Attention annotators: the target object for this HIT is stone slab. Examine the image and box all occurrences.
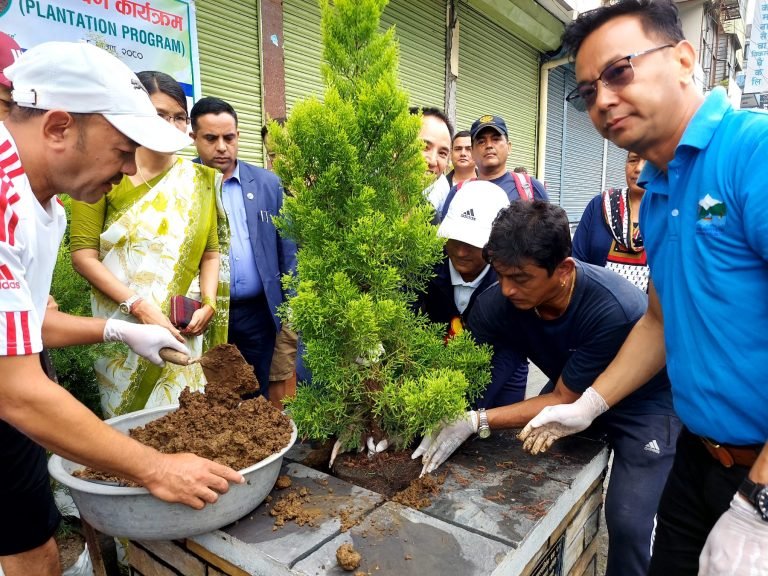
[185,436,608,576]
[292,501,511,576]
[189,462,383,574]
[419,431,606,547]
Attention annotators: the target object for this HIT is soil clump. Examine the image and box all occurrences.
[268,486,321,529]
[392,472,446,509]
[336,543,362,571]
[78,344,292,485]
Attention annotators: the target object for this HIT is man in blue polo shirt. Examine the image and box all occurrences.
[438,115,547,221]
[518,1,768,574]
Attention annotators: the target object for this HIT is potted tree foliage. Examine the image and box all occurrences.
[270,0,491,462]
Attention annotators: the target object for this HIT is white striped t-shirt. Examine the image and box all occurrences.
[0,123,67,356]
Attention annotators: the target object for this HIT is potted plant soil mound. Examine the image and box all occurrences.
[269,0,491,491]
[49,344,297,540]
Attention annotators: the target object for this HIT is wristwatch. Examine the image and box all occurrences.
[477,408,491,439]
[738,477,768,522]
[119,294,143,315]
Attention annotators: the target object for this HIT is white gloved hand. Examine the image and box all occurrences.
[366,436,389,457]
[518,387,608,455]
[698,493,768,576]
[412,411,478,477]
[103,319,190,366]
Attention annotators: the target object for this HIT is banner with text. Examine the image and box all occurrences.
[745,0,768,94]
[0,0,200,99]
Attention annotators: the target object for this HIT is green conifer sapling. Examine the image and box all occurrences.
[270,0,492,457]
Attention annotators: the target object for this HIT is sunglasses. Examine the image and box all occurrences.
[566,45,674,112]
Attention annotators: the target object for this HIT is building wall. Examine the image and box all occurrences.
[194,0,556,170]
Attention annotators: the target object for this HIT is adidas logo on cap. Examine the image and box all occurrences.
[460,208,476,221]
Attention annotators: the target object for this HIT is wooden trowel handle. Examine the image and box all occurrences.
[159,348,193,366]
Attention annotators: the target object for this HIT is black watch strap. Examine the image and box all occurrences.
[738,477,768,521]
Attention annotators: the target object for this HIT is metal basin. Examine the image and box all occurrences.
[48,404,297,540]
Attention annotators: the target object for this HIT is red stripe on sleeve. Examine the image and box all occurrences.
[19,310,32,355]
[0,179,20,246]
[6,211,17,245]
[5,311,17,356]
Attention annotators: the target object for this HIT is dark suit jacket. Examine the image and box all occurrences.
[238,161,297,331]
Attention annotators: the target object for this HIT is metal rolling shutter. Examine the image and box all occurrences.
[604,141,628,190]
[455,2,539,170]
[283,0,325,112]
[380,0,446,109]
[544,66,566,206]
[283,0,445,112]
[196,0,263,166]
[559,67,604,222]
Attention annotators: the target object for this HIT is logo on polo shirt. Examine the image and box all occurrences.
[696,193,726,237]
[460,208,476,221]
[0,264,20,289]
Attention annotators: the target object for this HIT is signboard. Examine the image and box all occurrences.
[745,0,768,94]
[0,0,200,100]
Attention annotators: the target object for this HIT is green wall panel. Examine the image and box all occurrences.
[196,0,263,166]
[283,0,446,112]
[455,2,539,171]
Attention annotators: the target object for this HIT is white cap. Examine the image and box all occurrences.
[5,41,191,154]
[438,180,509,248]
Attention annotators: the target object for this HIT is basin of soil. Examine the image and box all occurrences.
[51,344,298,540]
[78,344,293,484]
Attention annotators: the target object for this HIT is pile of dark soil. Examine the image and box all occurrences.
[293,442,448,513]
[332,450,422,497]
[78,344,293,485]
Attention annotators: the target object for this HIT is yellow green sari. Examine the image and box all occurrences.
[70,158,230,417]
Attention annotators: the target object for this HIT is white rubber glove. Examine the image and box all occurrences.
[698,493,768,576]
[366,436,389,457]
[328,438,365,468]
[103,319,190,366]
[412,411,478,477]
[518,387,608,455]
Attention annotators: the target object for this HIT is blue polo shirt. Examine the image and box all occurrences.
[639,87,768,444]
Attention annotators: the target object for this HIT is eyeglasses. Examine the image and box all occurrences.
[566,45,674,111]
[157,112,190,125]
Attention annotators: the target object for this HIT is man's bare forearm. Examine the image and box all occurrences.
[487,382,580,430]
[42,309,107,348]
[0,356,158,485]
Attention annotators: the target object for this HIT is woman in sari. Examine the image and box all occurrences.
[70,71,230,417]
[572,151,649,292]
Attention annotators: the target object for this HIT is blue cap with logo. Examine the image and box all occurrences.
[470,115,508,141]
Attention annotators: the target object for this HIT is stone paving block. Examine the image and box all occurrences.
[292,501,511,576]
[190,462,383,574]
[449,430,606,486]
[419,431,606,548]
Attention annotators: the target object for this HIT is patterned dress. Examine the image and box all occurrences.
[70,158,230,416]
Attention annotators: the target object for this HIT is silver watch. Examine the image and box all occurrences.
[119,294,142,315]
[477,408,491,439]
